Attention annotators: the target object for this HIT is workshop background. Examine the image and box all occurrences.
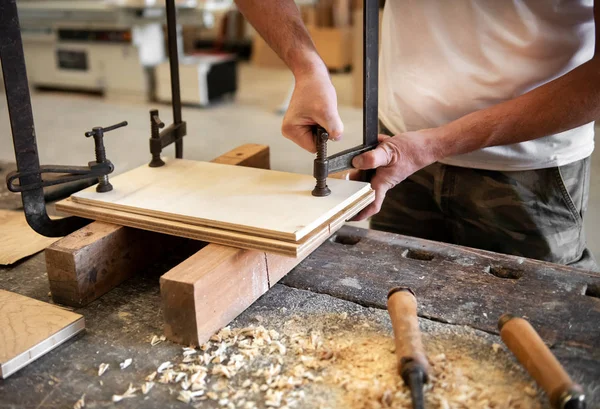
[1,0,598,261]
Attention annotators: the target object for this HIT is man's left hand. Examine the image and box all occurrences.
[351,129,442,221]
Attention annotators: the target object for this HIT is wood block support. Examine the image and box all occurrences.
[160,170,353,346]
[45,145,270,307]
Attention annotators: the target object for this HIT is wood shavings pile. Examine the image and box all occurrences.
[102,314,544,409]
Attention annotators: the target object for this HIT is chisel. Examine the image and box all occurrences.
[387,287,429,409]
[498,314,586,409]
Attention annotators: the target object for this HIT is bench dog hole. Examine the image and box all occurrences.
[331,234,361,245]
[584,283,600,299]
[484,265,524,280]
[402,249,435,261]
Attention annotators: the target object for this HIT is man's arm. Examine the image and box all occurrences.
[352,1,600,220]
[235,0,343,152]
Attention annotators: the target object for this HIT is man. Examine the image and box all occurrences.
[235,0,599,271]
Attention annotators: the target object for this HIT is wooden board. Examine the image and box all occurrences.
[0,290,85,379]
[66,158,372,242]
[55,190,374,257]
[46,144,271,307]
[0,209,60,265]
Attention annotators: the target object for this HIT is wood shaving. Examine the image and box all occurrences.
[97,363,109,376]
[112,383,137,402]
[150,335,166,346]
[120,358,132,370]
[157,361,173,373]
[73,393,85,409]
[142,382,155,394]
[97,316,543,409]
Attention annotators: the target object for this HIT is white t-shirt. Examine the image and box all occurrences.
[379,0,596,171]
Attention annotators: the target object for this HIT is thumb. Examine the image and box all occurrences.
[316,111,344,141]
[352,139,396,170]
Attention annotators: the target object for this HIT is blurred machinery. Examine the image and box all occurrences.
[14,0,234,103]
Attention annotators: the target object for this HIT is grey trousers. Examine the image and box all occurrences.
[372,125,598,272]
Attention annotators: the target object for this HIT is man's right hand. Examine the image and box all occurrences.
[282,67,344,153]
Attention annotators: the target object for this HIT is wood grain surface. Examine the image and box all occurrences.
[0,290,84,378]
[0,210,60,265]
[67,158,372,241]
[56,191,374,257]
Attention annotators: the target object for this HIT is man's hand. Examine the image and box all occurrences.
[351,130,442,221]
[282,68,344,153]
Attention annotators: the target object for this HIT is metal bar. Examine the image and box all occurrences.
[0,0,88,237]
[165,0,183,158]
[363,0,379,148]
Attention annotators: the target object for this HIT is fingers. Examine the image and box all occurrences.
[352,136,396,170]
[350,171,395,221]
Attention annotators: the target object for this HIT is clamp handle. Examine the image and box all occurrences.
[84,121,128,138]
[83,121,128,193]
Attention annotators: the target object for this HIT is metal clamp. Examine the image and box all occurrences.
[311,0,379,196]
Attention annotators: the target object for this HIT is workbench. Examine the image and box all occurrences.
[1,215,599,408]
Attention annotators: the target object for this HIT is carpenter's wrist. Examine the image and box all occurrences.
[417,127,449,165]
[290,51,329,81]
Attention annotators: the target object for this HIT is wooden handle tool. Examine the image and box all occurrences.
[498,314,586,409]
[387,287,429,409]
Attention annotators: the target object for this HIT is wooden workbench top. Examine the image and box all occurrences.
[0,226,598,408]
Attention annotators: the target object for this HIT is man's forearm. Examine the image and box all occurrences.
[234,0,326,77]
[434,58,600,159]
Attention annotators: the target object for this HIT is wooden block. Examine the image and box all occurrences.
[161,245,269,345]
[45,223,179,307]
[0,290,84,379]
[211,144,270,169]
[46,144,271,307]
[61,159,372,243]
[0,209,60,265]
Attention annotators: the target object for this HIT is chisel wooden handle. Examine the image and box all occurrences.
[387,287,429,376]
[498,314,586,409]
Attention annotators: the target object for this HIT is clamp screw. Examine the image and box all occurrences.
[85,121,128,193]
[149,109,166,167]
[312,127,331,197]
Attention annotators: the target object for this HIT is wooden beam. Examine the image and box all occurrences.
[45,144,270,307]
[159,171,359,346]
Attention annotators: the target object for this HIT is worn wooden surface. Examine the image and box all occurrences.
[45,144,270,307]
[0,247,598,408]
[282,226,600,354]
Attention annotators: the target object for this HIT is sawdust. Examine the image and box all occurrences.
[118,311,544,408]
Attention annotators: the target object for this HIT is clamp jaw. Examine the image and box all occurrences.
[311,0,379,197]
[7,121,128,195]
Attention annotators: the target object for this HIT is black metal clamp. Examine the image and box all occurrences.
[311,0,379,196]
[1,0,183,237]
[6,121,127,194]
[147,0,187,167]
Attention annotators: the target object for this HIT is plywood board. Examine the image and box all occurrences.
[0,290,85,379]
[0,210,60,265]
[56,190,374,258]
[67,158,372,242]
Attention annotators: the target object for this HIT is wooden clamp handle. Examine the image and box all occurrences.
[387,287,429,377]
[498,314,586,409]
